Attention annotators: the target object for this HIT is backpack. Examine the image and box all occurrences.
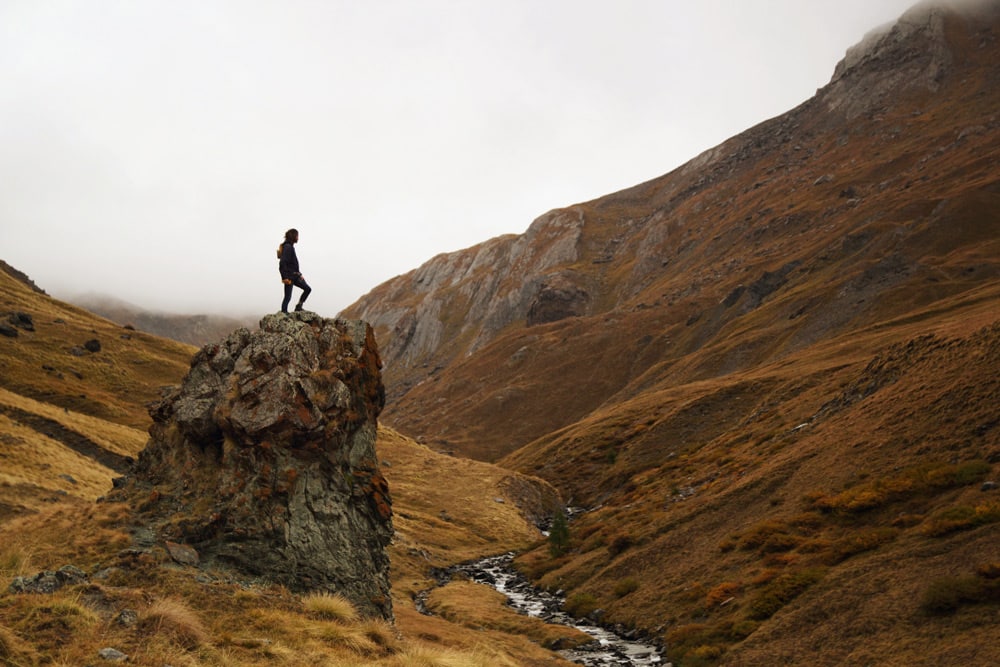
[276,244,283,260]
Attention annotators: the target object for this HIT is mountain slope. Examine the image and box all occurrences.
[342,2,1000,664]
[0,268,198,429]
[344,0,1000,462]
[0,265,584,665]
[70,292,259,347]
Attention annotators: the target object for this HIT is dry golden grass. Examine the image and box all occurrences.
[302,592,360,623]
[0,413,118,501]
[0,414,577,666]
[7,33,997,663]
[0,269,195,430]
[386,644,520,667]
[0,387,148,458]
[424,580,590,651]
[138,598,210,650]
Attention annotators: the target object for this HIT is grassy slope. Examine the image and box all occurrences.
[338,7,1000,665]
[0,269,198,429]
[506,287,1000,666]
[0,273,583,666]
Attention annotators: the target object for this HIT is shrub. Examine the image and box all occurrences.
[808,461,992,515]
[920,575,990,614]
[607,532,633,556]
[665,622,711,650]
[564,592,599,618]
[747,568,825,620]
[737,520,803,553]
[690,644,724,661]
[665,624,730,666]
[922,502,1000,537]
[303,591,359,622]
[614,577,640,598]
[729,619,759,639]
[827,527,898,563]
[548,511,570,557]
[977,562,1000,579]
[706,582,741,607]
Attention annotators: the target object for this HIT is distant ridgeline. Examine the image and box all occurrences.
[0,260,47,295]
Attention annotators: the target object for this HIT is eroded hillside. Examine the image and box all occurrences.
[342,2,1000,664]
[0,267,586,665]
[344,1,1000,463]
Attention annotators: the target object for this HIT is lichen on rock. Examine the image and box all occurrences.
[109,312,393,619]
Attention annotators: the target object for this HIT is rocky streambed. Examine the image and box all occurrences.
[421,552,666,666]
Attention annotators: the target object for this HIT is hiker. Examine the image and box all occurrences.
[278,228,312,313]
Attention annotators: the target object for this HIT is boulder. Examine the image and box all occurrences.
[109,313,393,619]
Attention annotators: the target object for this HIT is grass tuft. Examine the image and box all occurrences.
[138,598,209,650]
[302,591,360,623]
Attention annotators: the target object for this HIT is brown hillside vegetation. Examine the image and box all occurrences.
[0,270,584,665]
[342,2,1000,665]
[0,268,197,429]
[0,424,580,665]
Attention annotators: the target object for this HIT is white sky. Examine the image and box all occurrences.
[0,0,919,316]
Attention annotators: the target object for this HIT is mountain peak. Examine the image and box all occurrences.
[825,0,1000,117]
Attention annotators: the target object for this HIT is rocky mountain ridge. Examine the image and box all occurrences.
[338,4,1000,662]
[344,0,1000,462]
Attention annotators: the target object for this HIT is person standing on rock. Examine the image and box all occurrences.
[278,228,312,313]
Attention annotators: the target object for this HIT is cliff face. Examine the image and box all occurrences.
[109,313,393,619]
[344,1,1000,462]
[346,207,588,398]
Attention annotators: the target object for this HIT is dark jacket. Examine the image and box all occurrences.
[278,241,300,280]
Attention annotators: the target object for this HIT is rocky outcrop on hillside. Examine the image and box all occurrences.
[346,207,587,394]
[824,1,952,118]
[342,1,1000,464]
[107,313,393,619]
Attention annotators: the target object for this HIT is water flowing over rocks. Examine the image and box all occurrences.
[106,313,393,619]
[433,554,667,666]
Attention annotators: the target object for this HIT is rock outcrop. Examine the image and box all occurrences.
[344,207,585,393]
[108,313,393,619]
[340,2,1000,465]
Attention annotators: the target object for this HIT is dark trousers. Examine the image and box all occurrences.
[281,276,312,312]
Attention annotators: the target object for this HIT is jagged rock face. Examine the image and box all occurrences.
[345,207,586,397]
[824,1,1000,119]
[111,313,393,619]
[526,272,592,326]
[341,3,1000,463]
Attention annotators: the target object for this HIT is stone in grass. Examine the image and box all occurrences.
[98,647,129,662]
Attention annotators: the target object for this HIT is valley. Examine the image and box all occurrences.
[2,2,1000,665]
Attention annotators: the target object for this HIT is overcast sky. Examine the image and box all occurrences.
[1,0,920,316]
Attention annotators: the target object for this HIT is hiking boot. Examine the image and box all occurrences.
[294,303,305,312]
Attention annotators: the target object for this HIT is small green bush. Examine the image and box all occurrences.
[564,592,599,618]
[614,577,640,598]
[548,511,570,557]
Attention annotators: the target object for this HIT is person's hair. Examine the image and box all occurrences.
[284,228,298,242]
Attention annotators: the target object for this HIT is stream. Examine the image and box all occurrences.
[426,552,667,666]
